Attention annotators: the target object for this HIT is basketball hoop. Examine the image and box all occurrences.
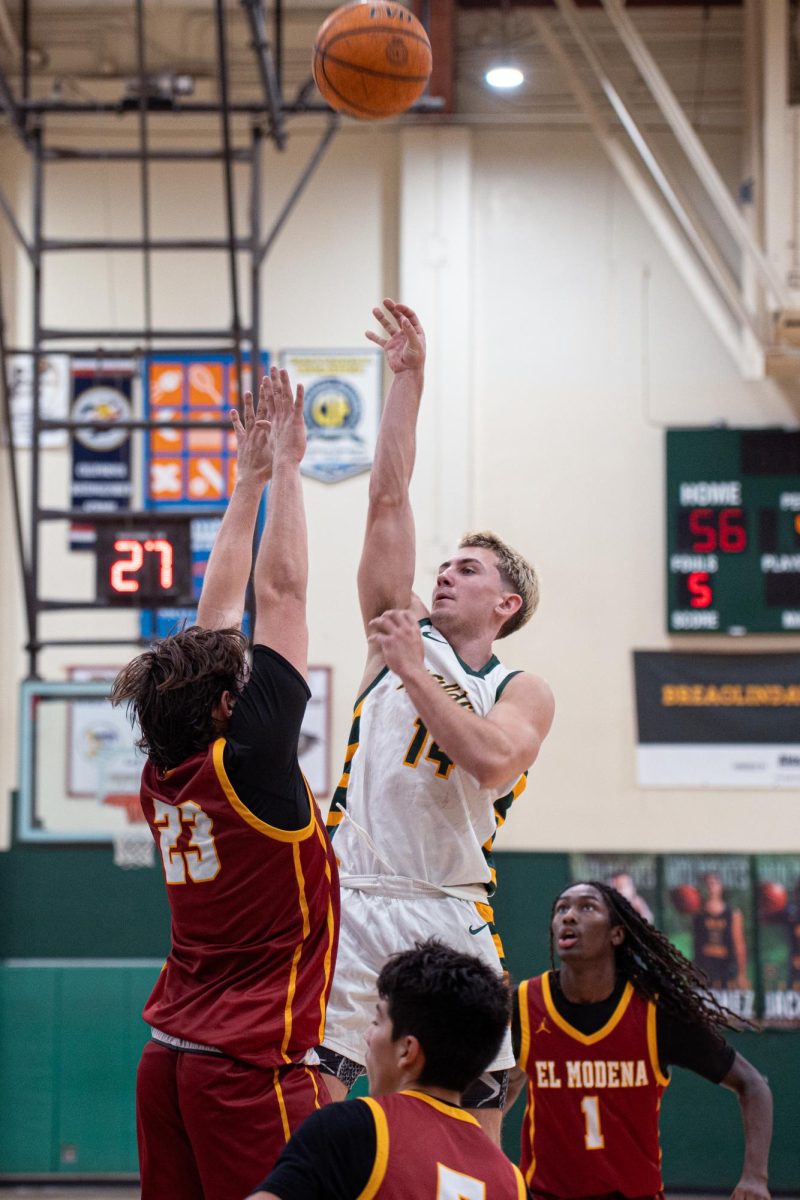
[113,830,155,870]
[97,747,154,869]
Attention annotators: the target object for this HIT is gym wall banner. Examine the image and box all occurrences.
[69,359,134,550]
[279,348,381,483]
[633,650,800,788]
[662,854,755,1021]
[756,854,800,1025]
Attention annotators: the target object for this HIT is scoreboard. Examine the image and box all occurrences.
[667,429,800,634]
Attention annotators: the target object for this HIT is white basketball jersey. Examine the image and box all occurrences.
[328,619,527,897]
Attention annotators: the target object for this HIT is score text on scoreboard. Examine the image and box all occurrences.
[95,524,194,606]
[667,429,800,634]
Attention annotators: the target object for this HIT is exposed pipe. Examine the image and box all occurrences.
[214,0,245,401]
[241,0,287,150]
[135,0,154,350]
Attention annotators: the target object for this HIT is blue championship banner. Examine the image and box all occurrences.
[69,359,133,550]
[634,650,800,788]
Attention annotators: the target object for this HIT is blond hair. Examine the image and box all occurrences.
[459,531,539,639]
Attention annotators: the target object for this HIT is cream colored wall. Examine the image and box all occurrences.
[2,115,799,854]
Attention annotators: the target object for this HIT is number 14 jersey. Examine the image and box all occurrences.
[328,619,527,897]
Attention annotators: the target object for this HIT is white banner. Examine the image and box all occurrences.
[279,348,382,483]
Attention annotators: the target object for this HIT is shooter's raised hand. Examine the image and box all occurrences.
[366,299,426,376]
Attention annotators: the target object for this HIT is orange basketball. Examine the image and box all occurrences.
[670,884,702,915]
[758,880,788,916]
[313,2,432,120]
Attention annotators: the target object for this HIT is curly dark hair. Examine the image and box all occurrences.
[377,939,510,1092]
[110,626,248,771]
[550,880,750,1034]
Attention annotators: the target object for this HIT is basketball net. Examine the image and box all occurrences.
[98,745,154,870]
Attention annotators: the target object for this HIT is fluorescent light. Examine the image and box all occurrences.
[485,66,524,90]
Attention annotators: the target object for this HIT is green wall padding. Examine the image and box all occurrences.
[0,840,798,1189]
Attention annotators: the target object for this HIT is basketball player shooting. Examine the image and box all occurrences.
[317,300,555,1139]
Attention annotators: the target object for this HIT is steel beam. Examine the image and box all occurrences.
[600,0,788,312]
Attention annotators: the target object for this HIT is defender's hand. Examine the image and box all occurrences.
[366,299,426,376]
[262,366,306,467]
[230,383,273,488]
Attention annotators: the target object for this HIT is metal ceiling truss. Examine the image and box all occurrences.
[539,0,784,381]
[0,0,343,677]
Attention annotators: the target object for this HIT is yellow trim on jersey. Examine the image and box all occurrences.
[542,972,634,1045]
[524,1078,537,1186]
[647,999,671,1087]
[512,775,527,799]
[517,979,532,1068]
[273,1068,291,1143]
[513,1163,527,1199]
[398,1089,481,1126]
[305,1065,321,1109]
[280,841,310,1063]
[314,819,337,1044]
[475,900,494,924]
[357,1097,390,1200]
[212,738,316,842]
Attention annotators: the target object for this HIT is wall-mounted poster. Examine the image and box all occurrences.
[279,349,381,483]
[662,854,755,1020]
[756,854,800,1025]
[69,358,134,550]
[569,853,658,925]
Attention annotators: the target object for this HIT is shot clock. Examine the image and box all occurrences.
[95,523,193,606]
[667,429,800,634]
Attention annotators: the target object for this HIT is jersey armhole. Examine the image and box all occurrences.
[495,669,522,702]
[356,1097,390,1200]
[517,979,532,1069]
[647,1001,671,1087]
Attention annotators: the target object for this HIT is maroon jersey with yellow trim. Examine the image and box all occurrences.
[358,1090,526,1199]
[517,973,668,1199]
[141,737,339,1069]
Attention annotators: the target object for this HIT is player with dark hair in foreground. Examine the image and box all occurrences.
[249,941,528,1199]
[508,881,772,1200]
[111,370,339,1200]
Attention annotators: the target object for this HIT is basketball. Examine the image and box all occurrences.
[312,2,432,120]
[670,884,702,914]
[758,880,788,916]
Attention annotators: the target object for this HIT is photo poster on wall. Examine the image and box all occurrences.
[662,854,755,1021]
[756,854,800,1026]
[140,353,268,639]
[569,854,659,926]
[279,348,381,483]
[69,358,134,550]
[5,352,70,448]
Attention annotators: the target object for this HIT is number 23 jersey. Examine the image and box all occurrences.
[328,619,527,895]
[517,973,668,1199]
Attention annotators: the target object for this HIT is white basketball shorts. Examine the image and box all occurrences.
[320,884,515,1071]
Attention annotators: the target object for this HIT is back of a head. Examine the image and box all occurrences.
[459,531,539,638]
[110,626,248,772]
[377,940,510,1093]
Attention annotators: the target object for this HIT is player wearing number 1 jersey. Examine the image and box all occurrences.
[319,301,554,1139]
[507,882,772,1200]
[111,369,338,1200]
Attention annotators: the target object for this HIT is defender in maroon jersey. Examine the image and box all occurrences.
[249,941,528,1199]
[508,882,772,1200]
[112,369,339,1200]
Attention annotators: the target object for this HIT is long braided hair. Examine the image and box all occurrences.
[549,880,751,1034]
